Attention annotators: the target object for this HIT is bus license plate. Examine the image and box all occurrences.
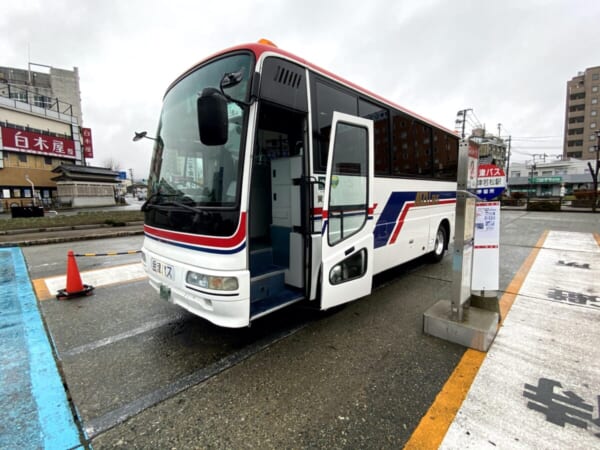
[160,284,171,301]
[151,258,174,280]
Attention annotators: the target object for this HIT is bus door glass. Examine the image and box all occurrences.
[321,112,374,309]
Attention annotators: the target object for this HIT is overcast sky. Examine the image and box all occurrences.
[2,0,599,179]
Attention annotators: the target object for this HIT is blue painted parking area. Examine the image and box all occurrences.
[0,247,81,449]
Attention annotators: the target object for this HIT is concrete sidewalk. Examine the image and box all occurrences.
[442,230,600,448]
[0,223,143,247]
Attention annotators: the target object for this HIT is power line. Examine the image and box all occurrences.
[510,136,562,141]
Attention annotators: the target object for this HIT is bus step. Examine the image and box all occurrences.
[249,247,273,273]
[250,287,304,320]
[250,269,285,302]
[250,263,285,279]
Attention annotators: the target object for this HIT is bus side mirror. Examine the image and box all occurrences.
[197,88,228,146]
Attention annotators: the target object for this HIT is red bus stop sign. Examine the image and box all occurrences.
[476,164,506,201]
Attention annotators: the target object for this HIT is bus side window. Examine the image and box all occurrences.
[314,79,357,171]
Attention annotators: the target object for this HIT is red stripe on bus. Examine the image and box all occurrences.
[144,213,247,249]
[388,199,456,246]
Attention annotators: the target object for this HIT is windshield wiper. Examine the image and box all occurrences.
[141,192,179,212]
[160,199,202,214]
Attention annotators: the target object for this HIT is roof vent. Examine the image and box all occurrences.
[273,65,302,89]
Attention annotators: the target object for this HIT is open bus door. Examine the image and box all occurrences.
[320,112,374,309]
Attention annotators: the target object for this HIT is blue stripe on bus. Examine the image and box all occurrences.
[0,247,81,449]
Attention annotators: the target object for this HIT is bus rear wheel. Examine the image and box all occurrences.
[429,224,447,263]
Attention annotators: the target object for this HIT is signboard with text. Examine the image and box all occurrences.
[467,142,479,190]
[0,126,76,159]
[82,127,94,159]
[476,164,506,201]
[472,201,501,291]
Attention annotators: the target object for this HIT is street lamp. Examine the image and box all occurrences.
[132,131,156,142]
[25,174,35,206]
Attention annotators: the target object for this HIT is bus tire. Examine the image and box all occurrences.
[429,224,448,263]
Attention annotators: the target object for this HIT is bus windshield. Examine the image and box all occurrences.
[147,53,252,208]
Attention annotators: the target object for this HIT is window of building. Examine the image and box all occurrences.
[512,171,521,177]
[568,116,584,123]
[18,153,27,163]
[568,140,583,146]
[44,156,53,165]
[592,110,598,117]
[568,128,584,135]
[34,95,52,108]
[542,170,553,175]
[593,98,598,105]
[591,122,597,129]
[9,92,28,102]
[593,86,599,93]
[590,146,598,153]
[568,151,583,158]
[569,92,585,100]
[593,73,600,81]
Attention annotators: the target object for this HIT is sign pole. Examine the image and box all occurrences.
[450,140,478,321]
[424,140,500,352]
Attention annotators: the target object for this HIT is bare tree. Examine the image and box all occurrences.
[102,157,121,172]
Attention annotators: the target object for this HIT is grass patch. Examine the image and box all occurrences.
[1,210,144,231]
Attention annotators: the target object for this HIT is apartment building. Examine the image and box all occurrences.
[563,65,600,160]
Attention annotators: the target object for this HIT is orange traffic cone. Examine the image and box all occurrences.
[56,250,94,299]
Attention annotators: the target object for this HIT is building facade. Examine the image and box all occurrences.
[0,64,88,211]
[507,159,592,197]
[470,127,507,168]
[563,65,600,160]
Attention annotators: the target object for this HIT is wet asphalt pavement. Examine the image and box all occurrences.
[18,210,600,448]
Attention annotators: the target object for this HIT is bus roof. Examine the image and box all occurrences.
[171,41,457,136]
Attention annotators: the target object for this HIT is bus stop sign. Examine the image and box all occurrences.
[476,164,506,201]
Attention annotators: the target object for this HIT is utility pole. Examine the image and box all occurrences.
[455,109,472,139]
[527,154,543,208]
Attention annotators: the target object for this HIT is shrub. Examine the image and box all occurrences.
[574,190,594,200]
[527,200,561,211]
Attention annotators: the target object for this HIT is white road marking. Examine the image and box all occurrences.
[44,262,147,294]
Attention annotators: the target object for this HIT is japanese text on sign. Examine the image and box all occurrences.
[82,127,94,158]
[0,127,76,158]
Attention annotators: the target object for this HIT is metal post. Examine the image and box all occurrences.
[25,174,35,206]
[450,140,476,321]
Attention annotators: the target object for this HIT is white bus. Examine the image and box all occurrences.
[140,40,459,328]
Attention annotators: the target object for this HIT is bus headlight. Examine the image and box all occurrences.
[186,271,239,291]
